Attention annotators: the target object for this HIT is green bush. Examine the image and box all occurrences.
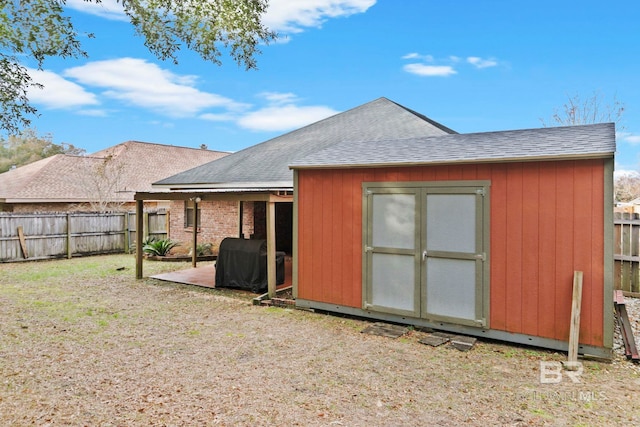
[189,242,213,256]
[142,239,179,256]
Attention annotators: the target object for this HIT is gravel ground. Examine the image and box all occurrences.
[0,255,639,426]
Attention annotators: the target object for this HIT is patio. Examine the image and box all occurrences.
[151,256,293,291]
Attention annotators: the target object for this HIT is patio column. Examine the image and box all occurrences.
[192,197,200,268]
[266,201,276,298]
[135,199,143,279]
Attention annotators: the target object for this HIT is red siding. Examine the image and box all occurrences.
[296,160,607,347]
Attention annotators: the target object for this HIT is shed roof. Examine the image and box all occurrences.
[289,122,616,169]
[153,97,455,190]
[0,141,228,203]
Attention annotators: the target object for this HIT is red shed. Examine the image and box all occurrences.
[290,123,615,359]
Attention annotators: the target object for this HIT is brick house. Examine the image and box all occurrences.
[0,141,228,215]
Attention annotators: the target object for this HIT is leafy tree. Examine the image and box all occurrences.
[0,0,276,134]
[0,128,85,172]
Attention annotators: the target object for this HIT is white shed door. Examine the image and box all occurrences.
[364,182,488,327]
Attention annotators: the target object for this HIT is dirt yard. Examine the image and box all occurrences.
[1,255,638,426]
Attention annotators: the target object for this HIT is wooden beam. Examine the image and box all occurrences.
[135,199,144,279]
[66,213,72,259]
[566,271,583,369]
[17,225,28,259]
[238,201,244,238]
[192,198,199,268]
[266,201,276,298]
[135,191,293,203]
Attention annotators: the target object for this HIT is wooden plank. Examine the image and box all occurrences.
[616,304,640,360]
[613,289,626,306]
[567,271,583,368]
[135,200,144,279]
[192,199,199,268]
[17,226,28,258]
[66,213,72,259]
[266,201,276,298]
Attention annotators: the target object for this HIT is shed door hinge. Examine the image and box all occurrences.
[476,188,486,197]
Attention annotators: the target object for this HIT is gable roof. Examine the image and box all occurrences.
[289,123,616,169]
[153,97,456,190]
[0,141,228,203]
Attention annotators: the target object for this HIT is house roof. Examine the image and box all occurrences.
[289,122,616,169]
[0,141,228,203]
[153,97,456,190]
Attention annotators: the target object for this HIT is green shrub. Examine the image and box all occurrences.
[189,242,213,256]
[142,239,179,256]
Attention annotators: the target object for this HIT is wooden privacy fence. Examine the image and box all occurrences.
[615,212,640,297]
[0,211,167,262]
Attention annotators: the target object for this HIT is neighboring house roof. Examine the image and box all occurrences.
[289,123,616,169]
[0,141,228,203]
[153,97,456,190]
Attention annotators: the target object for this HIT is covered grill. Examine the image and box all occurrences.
[215,238,284,293]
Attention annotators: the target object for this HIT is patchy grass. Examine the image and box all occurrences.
[0,254,639,426]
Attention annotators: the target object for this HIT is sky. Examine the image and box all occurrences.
[20,0,640,174]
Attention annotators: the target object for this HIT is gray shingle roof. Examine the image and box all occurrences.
[289,123,616,169]
[0,141,228,202]
[153,97,455,189]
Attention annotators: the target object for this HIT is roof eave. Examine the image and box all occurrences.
[289,152,616,170]
[153,181,293,191]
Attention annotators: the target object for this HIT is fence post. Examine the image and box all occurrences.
[66,213,72,259]
[123,212,130,254]
[143,211,149,241]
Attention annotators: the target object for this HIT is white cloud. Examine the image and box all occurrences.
[402,53,500,76]
[65,0,127,21]
[63,58,245,117]
[264,0,376,33]
[619,132,640,144]
[467,56,498,69]
[258,92,299,105]
[402,53,420,60]
[237,93,338,131]
[403,64,457,77]
[77,109,108,117]
[26,68,100,109]
[200,113,237,122]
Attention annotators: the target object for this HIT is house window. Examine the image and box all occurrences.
[184,201,201,228]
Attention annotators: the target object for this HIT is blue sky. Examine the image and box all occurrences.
[22,0,640,174]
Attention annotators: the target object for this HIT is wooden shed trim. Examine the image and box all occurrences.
[290,153,614,170]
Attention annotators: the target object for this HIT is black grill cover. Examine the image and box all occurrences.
[215,238,284,293]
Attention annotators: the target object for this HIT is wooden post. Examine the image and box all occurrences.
[165,210,170,240]
[567,271,583,369]
[266,201,276,298]
[238,201,244,238]
[135,200,144,279]
[17,226,28,259]
[143,211,149,241]
[192,198,199,268]
[66,213,72,259]
[123,212,129,254]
